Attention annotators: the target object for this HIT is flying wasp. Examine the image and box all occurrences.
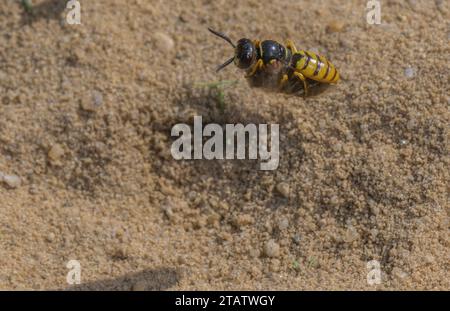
[208,28,340,97]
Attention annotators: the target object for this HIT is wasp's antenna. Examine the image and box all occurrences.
[208,28,236,48]
[216,57,234,72]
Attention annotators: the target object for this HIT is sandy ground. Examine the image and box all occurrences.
[0,0,449,290]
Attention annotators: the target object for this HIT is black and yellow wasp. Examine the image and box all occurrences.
[208,28,340,97]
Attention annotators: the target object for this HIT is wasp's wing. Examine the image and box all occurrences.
[245,60,285,90]
[283,78,331,97]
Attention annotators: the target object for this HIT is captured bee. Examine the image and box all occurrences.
[208,28,340,97]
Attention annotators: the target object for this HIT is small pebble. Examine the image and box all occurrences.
[178,13,189,23]
[115,228,125,239]
[249,248,260,258]
[270,259,281,272]
[154,32,175,52]
[28,184,39,195]
[1,173,21,188]
[424,254,435,264]
[407,118,416,130]
[48,144,65,166]
[92,90,103,106]
[397,14,407,22]
[339,38,354,49]
[278,218,289,231]
[233,214,254,228]
[162,197,187,215]
[404,67,416,79]
[207,213,220,227]
[263,239,280,258]
[276,182,290,198]
[161,202,174,220]
[392,267,408,280]
[345,226,360,243]
[219,232,232,242]
[407,0,418,9]
[326,21,345,33]
[80,91,103,112]
[177,256,186,265]
[46,232,56,243]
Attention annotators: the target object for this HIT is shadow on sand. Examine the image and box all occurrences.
[20,0,67,25]
[62,267,179,291]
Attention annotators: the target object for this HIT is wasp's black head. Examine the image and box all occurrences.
[208,28,256,72]
[234,38,256,69]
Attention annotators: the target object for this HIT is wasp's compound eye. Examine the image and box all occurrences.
[235,39,255,69]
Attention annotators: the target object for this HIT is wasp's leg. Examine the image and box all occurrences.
[285,39,298,53]
[246,59,263,78]
[293,72,309,97]
[278,74,289,91]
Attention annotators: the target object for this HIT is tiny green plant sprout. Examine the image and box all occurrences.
[291,260,300,271]
[194,80,238,113]
[21,0,33,13]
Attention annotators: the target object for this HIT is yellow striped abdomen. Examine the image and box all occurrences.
[292,50,340,83]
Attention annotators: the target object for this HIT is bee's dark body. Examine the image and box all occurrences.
[208,28,340,97]
[258,40,290,65]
